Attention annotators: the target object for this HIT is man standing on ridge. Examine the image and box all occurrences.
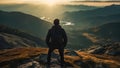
[46,19,67,67]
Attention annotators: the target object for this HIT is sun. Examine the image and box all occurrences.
[41,0,65,6]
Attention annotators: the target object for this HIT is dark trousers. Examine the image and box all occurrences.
[47,47,64,66]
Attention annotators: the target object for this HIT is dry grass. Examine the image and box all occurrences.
[76,51,120,68]
[64,56,81,68]
[0,47,48,63]
[0,47,120,68]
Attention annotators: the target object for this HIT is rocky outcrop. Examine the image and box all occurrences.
[87,42,120,56]
[0,47,120,68]
[0,25,45,49]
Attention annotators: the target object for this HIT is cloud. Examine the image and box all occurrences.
[70,0,120,1]
[0,0,120,4]
[0,0,69,4]
[0,0,26,4]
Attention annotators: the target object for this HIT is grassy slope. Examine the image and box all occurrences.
[0,47,48,63]
[0,47,119,68]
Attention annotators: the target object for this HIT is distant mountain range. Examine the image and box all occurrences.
[0,25,46,49]
[61,5,120,49]
[89,22,120,42]
[66,22,120,49]
[0,4,120,49]
[0,4,98,18]
[0,10,52,39]
[61,5,120,29]
[0,4,119,68]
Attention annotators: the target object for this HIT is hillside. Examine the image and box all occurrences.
[66,22,120,49]
[0,24,119,68]
[0,47,119,68]
[0,10,52,38]
[87,22,120,42]
[60,5,120,49]
[62,5,120,28]
[0,25,45,49]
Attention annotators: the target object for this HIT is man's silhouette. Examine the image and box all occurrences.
[46,19,67,67]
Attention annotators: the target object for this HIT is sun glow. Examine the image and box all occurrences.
[40,0,66,6]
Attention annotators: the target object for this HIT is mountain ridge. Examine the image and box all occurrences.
[0,10,52,39]
[62,4,120,28]
[0,25,45,49]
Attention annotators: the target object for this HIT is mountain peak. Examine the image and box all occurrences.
[105,4,120,8]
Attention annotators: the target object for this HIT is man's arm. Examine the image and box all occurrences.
[46,30,51,45]
[62,29,68,47]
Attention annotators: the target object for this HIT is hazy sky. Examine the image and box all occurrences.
[71,0,120,1]
[0,0,120,3]
[0,0,120,6]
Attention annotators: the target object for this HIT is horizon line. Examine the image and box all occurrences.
[70,1,120,2]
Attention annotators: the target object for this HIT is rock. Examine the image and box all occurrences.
[95,63,109,68]
[64,62,73,67]
[105,42,120,56]
[65,50,78,56]
[38,53,60,64]
[74,60,84,66]
[38,54,48,64]
[0,36,13,49]
[18,61,43,68]
[85,60,96,68]
[88,47,105,54]
[105,49,120,56]
[51,52,59,58]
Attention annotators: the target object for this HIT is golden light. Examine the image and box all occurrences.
[40,0,66,6]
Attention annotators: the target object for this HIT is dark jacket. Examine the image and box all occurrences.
[46,25,67,48]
